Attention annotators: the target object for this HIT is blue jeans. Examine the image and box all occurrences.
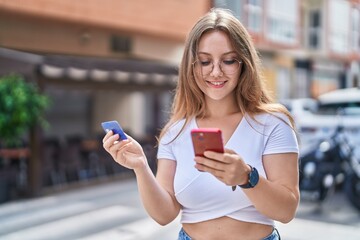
[178,227,281,240]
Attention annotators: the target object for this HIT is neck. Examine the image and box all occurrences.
[204,96,240,118]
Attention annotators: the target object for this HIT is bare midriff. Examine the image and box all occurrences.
[182,216,273,240]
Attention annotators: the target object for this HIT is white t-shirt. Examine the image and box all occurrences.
[157,113,299,225]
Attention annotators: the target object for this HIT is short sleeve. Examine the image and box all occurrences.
[263,114,299,155]
[157,125,177,161]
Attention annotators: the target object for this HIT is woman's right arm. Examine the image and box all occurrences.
[102,131,180,225]
[135,158,180,225]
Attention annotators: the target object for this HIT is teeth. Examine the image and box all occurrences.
[210,81,224,86]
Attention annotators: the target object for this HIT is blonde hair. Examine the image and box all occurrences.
[159,8,294,140]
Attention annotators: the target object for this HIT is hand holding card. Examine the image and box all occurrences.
[101,120,127,141]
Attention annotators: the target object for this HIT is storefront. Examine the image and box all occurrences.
[0,47,177,200]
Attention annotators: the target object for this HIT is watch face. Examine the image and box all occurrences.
[249,168,259,186]
[239,166,259,188]
[249,173,256,185]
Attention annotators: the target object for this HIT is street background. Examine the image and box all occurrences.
[0,178,359,240]
[1,0,360,239]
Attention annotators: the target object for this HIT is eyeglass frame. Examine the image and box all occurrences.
[192,58,242,76]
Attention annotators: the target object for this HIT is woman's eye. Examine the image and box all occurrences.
[200,61,211,66]
[223,59,237,65]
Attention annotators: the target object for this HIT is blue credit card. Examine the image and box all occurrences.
[101,120,127,140]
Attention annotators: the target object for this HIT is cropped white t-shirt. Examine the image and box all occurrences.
[157,113,299,225]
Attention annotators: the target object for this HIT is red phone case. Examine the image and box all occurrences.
[191,128,224,157]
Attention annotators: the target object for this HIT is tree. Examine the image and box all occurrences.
[0,74,50,148]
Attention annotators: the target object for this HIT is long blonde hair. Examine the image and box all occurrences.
[159,8,294,140]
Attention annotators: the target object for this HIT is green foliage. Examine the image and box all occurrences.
[0,74,50,147]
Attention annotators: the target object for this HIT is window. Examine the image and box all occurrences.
[266,0,298,44]
[308,10,321,49]
[351,8,360,51]
[246,0,263,33]
[277,67,291,99]
[213,0,243,20]
[318,102,360,116]
[329,0,350,54]
[110,35,132,53]
[295,68,309,98]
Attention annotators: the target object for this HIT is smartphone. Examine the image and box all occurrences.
[191,128,224,157]
[101,120,128,140]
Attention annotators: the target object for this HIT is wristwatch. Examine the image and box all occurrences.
[238,164,259,189]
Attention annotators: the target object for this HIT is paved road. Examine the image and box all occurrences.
[0,178,359,240]
[277,192,360,240]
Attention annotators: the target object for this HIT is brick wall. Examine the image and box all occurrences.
[0,0,210,41]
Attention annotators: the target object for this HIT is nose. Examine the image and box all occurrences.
[210,62,223,77]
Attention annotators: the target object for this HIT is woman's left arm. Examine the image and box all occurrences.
[195,114,299,223]
[196,150,299,223]
[245,152,299,223]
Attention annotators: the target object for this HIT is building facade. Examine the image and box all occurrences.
[2,0,358,140]
[0,0,210,139]
[1,0,359,198]
[0,0,210,198]
[215,0,360,99]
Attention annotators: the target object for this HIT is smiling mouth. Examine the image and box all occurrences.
[206,81,226,86]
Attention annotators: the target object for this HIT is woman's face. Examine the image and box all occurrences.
[193,30,241,103]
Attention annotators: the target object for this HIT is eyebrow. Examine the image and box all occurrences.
[197,51,237,56]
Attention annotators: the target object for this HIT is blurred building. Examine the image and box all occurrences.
[0,0,211,140]
[0,0,210,200]
[302,0,360,96]
[215,0,360,98]
[2,0,358,141]
[1,0,359,200]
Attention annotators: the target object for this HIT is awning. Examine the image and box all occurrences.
[0,47,178,91]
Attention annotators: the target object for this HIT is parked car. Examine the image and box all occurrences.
[281,88,360,156]
[280,98,318,116]
[317,87,360,116]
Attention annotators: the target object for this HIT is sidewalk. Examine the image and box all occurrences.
[0,178,359,240]
[277,217,360,240]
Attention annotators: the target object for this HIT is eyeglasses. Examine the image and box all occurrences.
[192,58,242,76]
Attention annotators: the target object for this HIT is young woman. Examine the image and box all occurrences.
[103,8,299,240]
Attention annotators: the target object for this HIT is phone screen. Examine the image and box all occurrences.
[191,128,224,157]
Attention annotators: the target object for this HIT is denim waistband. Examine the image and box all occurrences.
[178,227,280,240]
[263,228,281,240]
[178,228,192,240]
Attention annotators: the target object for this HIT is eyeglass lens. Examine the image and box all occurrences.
[194,59,241,75]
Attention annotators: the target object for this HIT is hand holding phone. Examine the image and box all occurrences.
[191,128,224,157]
[101,120,127,140]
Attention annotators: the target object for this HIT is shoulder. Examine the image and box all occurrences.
[244,112,293,136]
[161,118,192,141]
[166,119,187,135]
[252,112,291,126]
